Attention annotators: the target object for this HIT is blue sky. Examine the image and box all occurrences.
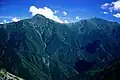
[0,0,120,23]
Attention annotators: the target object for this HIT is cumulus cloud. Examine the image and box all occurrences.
[3,20,9,23]
[64,20,68,23]
[12,17,20,22]
[112,0,120,11]
[103,12,109,14]
[0,22,4,24]
[101,3,113,9]
[113,13,120,18]
[101,0,120,11]
[0,21,6,24]
[101,0,120,18]
[29,6,63,23]
[0,20,10,24]
[54,10,59,14]
[63,11,67,16]
[0,17,20,24]
[76,16,80,21]
[3,20,7,23]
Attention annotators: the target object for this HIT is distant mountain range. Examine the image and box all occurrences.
[0,14,120,80]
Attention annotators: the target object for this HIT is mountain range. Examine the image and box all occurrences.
[0,14,120,80]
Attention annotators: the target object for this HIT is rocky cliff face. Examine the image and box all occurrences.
[0,14,120,80]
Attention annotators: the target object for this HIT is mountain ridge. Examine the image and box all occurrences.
[1,14,119,25]
[0,14,120,80]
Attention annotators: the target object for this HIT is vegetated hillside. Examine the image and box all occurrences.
[68,59,120,80]
[0,14,120,80]
[0,69,24,80]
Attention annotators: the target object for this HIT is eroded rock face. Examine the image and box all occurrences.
[0,15,120,80]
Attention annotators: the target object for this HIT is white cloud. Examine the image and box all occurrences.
[63,11,67,16]
[101,3,113,9]
[113,13,120,18]
[54,10,59,14]
[76,16,80,21]
[12,17,20,22]
[64,20,68,23]
[0,22,4,24]
[112,0,120,11]
[3,20,9,23]
[0,17,20,24]
[101,0,120,12]
[103,12,109,14]
[3,20,7,23]
[0,20,9,24]
[101,0,120,18]
[29,6,63,23]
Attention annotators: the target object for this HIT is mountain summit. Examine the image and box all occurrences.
[0,14,120,80]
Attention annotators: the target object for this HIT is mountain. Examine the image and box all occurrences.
[68,59,120,80]
[0,69,24,80]
[0,14,120,80]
